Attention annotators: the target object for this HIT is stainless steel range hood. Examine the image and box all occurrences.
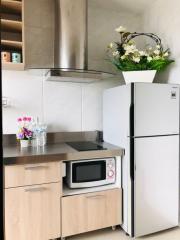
[46,0,114,82]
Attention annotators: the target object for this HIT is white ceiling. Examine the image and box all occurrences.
[89,0,156,14]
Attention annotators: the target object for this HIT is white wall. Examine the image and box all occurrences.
[2,4,144,134]
[143,0,180,83]
[88,0,143,73]
[2,71,43,133]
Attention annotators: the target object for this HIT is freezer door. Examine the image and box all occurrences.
[134,135,179,237]
[134,83,179,136]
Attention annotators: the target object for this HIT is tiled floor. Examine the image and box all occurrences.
[69,226,180,240]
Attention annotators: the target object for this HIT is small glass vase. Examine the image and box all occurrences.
[20,139,29,148]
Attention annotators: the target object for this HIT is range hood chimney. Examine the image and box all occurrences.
[46,0,114,82]
[55,0,87,70]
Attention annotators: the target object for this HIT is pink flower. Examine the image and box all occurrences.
[17,117,22,122]
[23,117,27,121]
[27,117,31,122]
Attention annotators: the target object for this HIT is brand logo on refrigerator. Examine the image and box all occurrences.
[171,91,177,99]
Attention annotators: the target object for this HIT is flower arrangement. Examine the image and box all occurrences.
[16,116,33,140]
[107,26,174,72]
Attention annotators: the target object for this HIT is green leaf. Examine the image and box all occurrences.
[122,32,131,39]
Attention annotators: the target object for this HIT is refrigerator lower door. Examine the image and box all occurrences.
[134,135,179,237]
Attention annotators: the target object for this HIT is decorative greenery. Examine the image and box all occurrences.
[107,26,174,72]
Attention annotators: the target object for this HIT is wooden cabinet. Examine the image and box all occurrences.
[5,182,61,240]
[1,0,54,70]
[62,188,122,237]
[1,0,25,70]
[4,161,62,240]
[23,0,54,68]
[5,162,61,188]
[5,160,122,239]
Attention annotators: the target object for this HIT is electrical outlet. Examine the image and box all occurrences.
[2,97,11,108]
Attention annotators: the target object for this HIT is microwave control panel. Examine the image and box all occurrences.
[106,158,116,180]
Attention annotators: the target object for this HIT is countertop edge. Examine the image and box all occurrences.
[3,148,124,166]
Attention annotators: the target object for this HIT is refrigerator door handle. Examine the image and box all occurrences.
[130,137,134,181]
[130,83,135,181]
[129,83,135,237]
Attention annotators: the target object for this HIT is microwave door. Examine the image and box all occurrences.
[70,160,106,188]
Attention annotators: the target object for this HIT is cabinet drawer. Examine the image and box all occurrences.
[5,182,61,240]
[5,162,61,188]
[62,188,122,237]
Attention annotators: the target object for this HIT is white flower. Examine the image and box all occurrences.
[112,51,119,57]
[163,52,169,57]
[132,56,140,63]
[154,49,160,55]
[115,26,126,33]
[156,45,161,49]
[147,56,153,62]
[121,55,126,60]
[124,45,137,54]
[139,51,145,56]
[124,45,135,51]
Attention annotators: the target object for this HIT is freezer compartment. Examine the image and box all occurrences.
[134,83,179,137]
[134,135,179,237]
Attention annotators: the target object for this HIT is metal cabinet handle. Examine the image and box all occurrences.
[86,194,105,199]
[25,187,47,192]
[24,165,49,170]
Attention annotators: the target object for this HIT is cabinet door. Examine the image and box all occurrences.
[62,188,122,237]
[5,182,61,240]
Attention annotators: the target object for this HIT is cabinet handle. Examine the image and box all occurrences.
[25,187,47,192]
[24,165,49,170]
[86,194,105,199]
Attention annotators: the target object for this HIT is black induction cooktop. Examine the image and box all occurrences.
[67,141,107,151]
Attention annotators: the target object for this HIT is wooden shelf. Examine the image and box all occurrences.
[1,0,22,14]
[1,19,22,32]
[1,39,22,49]
[1,0,24,71]
[2,62,24,71]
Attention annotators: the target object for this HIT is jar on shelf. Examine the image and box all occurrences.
[1,52,11,62]
[12,52,21,63]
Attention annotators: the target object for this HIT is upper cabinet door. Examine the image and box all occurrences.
[5,182,61,240]
[24,0,54,68]
[134,83,179,137]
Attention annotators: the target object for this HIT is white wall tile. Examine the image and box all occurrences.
[82,78,123,131]
[2,71,43,134]
[43,81,82,132]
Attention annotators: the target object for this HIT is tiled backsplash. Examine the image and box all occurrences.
[3,131,100,147]
[2,70,122,134]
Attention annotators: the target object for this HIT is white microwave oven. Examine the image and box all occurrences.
[66,158,116,188]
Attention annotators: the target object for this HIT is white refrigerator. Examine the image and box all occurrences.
[103,83,179,237]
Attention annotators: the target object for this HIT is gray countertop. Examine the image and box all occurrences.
[3,141,124,165]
